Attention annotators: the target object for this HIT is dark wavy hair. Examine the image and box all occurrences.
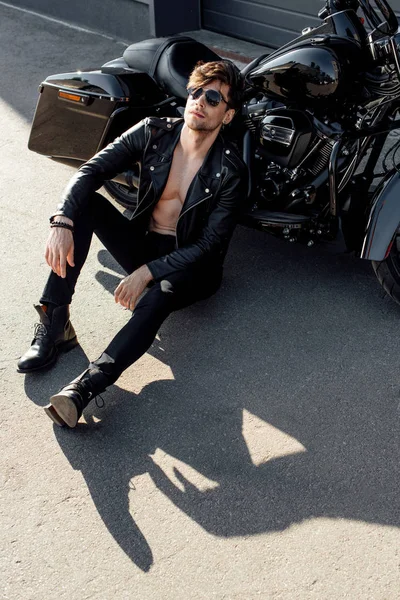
[187,60,244,110]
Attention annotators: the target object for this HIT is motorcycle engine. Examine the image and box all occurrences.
[244,99,334,205]
[259,107,313,169]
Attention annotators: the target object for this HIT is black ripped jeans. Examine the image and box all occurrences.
[40,193,221,384]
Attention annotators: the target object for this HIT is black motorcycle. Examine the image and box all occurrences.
[28,0,400,307]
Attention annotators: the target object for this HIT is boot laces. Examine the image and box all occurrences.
[76,382,106,409]
[57,381,106,410]
[33,322,48,340]
[95,393,105,408]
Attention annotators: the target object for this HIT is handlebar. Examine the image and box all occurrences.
[319,0,398,35]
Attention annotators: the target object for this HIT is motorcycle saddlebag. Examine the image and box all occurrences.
[28,70,153,162]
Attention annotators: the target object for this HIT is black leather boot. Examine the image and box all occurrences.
[17,304,78,373]
[44,366,110,428]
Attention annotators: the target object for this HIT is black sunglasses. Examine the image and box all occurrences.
[187,87,230,108]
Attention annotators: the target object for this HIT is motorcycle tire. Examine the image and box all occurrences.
[103,181,138,211]
[372,239,400,305]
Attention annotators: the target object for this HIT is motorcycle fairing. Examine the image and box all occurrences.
[361,169,400,260]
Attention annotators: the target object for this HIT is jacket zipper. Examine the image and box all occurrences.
[175,194,212,248]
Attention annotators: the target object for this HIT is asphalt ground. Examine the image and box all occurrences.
[0,3,399,599]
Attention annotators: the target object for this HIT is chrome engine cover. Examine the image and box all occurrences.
[259,108,314,169]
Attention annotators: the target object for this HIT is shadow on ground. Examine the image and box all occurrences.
[10,0,400,575]
[23,228,400,572]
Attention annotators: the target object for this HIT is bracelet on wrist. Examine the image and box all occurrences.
[50,221,74,233]
[49,214,73,225]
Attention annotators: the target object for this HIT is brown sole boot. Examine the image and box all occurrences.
[45,393,79,428]
[44,366,109,428]
[43,404,67,427]
[17,304,78,374]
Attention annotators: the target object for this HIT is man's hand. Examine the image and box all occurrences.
[45,217,75,278]
[114,265,153,310]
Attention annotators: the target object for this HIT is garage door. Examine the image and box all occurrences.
[202,0,321,48]
[202,0,400,49]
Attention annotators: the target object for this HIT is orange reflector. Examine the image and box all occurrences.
[58,91,82,102]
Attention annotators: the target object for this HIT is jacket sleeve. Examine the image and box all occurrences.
[146,165,248,281]
[54,120,149,221]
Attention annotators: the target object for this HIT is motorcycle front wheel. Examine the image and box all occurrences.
[103,181,138,211]
[372,237,400,306]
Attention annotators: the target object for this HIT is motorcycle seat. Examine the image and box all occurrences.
[122,36,221,99]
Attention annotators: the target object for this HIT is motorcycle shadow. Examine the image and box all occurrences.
[23,226,400,572]
[95,223,379,302]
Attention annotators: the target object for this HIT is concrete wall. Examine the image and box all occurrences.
[10,0,202,41]
[9,0,151,42]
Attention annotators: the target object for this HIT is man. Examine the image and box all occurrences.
[18,60,248,428]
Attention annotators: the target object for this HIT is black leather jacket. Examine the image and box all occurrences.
[57,117,248,282]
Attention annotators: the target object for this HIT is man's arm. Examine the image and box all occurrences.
[114,264,153,310]
[146,166,248,281]
[54,119,150,221]
[45,120,150,278]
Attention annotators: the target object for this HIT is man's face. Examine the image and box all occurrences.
[184,80,235,133]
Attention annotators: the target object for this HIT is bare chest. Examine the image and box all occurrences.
[163,149,202,202]
[149,145,204,235]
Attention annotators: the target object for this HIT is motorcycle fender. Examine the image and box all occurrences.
[361,170,400,261]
